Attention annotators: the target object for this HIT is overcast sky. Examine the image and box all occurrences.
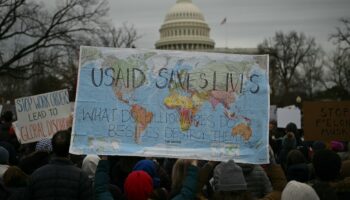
[107,0,349,52]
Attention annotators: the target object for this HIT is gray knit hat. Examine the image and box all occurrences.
[0,146,9,164]
[213,159,247,191]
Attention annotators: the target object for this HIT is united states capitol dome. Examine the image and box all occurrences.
[155,0,215,51]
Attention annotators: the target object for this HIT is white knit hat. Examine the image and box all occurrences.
[282,181,319,200]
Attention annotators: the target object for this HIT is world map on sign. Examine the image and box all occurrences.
[70,46,269,164]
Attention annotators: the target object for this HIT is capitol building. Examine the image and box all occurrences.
[155,0,215,51]
[155,0,257,54]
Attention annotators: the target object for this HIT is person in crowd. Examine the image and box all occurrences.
[211,159,254,200]
[278,132,297,171]
[286,149,310,182]
[310,149,341,200]
[124,170,154,200]
[331,141,345,153]
[338,142,350,161]
[19,138,52,174]
[282,180,319,200]
[82,155,100,185]
[133,159,161,188]
[3,166,28,200]
[238,163,273,198]
[110,156,141,192]
[0,141,17,165]
[0,146,9,178]
[27,129,93,200]
[0,111,14,142]
[170,159,199,200]
[340,159,350,178]
[95,157,122,200]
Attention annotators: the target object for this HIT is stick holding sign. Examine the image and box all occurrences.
[14,89,71,144]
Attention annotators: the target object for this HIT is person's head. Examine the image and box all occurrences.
[0,146,9,164]
[286,149,306,167]
[82,155,100,180]
[282,132,296,150]
[330,141,345,152]
[269,120,277,130]
[35,138,53,152]
[312,141,326,153]
[212,160,252,200]
[2,111,13,123]
[52,129,71,157]
[3,166,28,187]
[124,170,153,200]
[213,160,246,192]
[285,123,298,135]
[133,159,160,188]
[312,149,341,181]
[281,180,319,200]
[171,159,192,193]
[286,150,309,182]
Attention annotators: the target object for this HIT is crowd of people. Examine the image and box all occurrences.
[0,110,349,200]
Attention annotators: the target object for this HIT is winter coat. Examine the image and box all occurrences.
[18,151,50,175]
[95,160,114,200]
[171,165,199,200]
[27,157,93,200]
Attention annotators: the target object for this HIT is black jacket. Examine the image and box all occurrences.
[28,157,93,200]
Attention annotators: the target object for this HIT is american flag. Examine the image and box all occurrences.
[220,17,227,25]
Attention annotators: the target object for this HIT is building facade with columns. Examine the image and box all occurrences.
[155,0,215,51]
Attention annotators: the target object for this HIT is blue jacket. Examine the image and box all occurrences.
[171,165,199,200]
[95,160,114,200]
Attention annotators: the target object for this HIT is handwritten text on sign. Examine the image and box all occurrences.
[14,89,71,143]
[71,47,269,164]
[303,101,350,141]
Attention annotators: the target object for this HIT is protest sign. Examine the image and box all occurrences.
[71,46,270,164]
[14,89,71,143]
[277,107,301,129]
[303,101,350,141]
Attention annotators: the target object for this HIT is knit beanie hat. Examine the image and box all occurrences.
[282,180,319,200]
[35,138,53,152]
[0,146,9,164]
[213,159,247,191]
[330,141,344,152]
[133,159,160,188]
[82,155,100,180]
[124,170,153,200]
[312,149,341,181]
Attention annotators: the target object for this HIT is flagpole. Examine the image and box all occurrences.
[220,17,228,48]
[225,23,228,48]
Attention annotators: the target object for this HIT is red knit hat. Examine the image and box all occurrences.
[124,170,153,200]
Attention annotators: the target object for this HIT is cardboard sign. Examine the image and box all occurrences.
[14,89,71,143]
[277,107,301,129]
[70,47,270,164]
[303,101,350,141]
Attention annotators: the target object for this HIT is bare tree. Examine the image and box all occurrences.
[258,31,321,104]
[95,22,141,48]
[326,18,350,95]
[0,0,108,79]
[300,49,325,99]
[330,18,350,50]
